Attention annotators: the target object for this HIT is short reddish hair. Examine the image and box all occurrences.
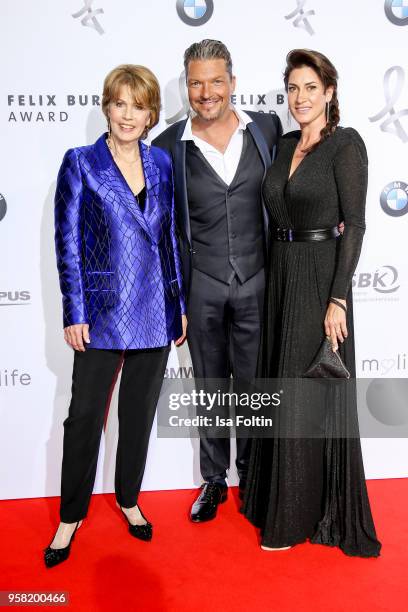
[102,64,161,131]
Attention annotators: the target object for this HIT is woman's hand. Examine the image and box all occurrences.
[324,299,347,352]
[64,323,90,351]
[175,315,187,347]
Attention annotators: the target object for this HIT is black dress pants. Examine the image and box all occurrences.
[60,346,170,523]
[187,268,265,485]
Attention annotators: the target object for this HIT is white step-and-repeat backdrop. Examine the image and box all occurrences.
[1,0,407,500]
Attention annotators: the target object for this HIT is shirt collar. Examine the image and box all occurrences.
[180,106,253,142]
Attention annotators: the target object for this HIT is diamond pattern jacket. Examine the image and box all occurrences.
[54,133,186,349]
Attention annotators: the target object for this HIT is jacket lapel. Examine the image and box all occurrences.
[174,120,191,246]
[93,134,153,240]
[246,121,273,245]
[247,121,272,176]
[140,141,163,243]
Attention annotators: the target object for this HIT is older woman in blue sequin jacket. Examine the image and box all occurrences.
[44,65,187,568]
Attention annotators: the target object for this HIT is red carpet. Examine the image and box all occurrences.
[0,479,407,611]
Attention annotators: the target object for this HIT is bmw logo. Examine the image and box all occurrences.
[176,0,214,26]
[380,181,408,216]
[0,193,7,222]
[384,0,408,26]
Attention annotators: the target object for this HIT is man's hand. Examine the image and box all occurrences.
[64,323,90,351]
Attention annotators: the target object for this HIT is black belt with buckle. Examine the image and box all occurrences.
[272,226,340,242]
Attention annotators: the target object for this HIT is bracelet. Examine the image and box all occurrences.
[329,297,347,313]
[329,297,347,312]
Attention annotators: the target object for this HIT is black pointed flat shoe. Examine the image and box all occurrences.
[44,521,80,568]
[120,506,152,541]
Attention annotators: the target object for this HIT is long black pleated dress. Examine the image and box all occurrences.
[242,127,381,557]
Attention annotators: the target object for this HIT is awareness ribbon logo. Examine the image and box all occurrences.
[285,0,315,36]
[72,0,105,35]
[369,66,408,143]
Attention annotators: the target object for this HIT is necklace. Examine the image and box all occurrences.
[107,137,141,164]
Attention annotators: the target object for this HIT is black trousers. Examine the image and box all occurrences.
[187,268,265,485]
[60,346,170,523]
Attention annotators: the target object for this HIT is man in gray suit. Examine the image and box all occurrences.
[154,39,281,522]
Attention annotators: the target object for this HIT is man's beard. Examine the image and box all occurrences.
[193,99,223,122]
[196,110,222,122]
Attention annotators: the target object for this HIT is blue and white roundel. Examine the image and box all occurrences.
[387,188,408,210]
[384,0,408,25]
[184,0,207,19]
[390,0,408,19]
[380,181,408,216]
[176,0,214,26]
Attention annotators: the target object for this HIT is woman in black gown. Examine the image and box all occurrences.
[243,49,381,557]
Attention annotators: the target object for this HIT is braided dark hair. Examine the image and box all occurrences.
[284,49,340,153]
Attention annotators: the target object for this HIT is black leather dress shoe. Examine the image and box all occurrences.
[190,483,228,522]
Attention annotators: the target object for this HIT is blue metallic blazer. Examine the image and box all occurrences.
[54,133,186,350]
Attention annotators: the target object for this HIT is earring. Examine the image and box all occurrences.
[142,123,150,140]
[107,118,112,148]
[287,107,291,126]
[326,101,330,123]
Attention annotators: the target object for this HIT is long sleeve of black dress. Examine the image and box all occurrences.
[331,128,368,299]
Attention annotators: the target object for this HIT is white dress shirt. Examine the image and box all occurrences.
[180,106,253,186]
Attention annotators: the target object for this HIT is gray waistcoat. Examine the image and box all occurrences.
[186,131,265,284]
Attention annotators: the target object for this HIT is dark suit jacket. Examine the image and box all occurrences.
[153,111,282,290]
